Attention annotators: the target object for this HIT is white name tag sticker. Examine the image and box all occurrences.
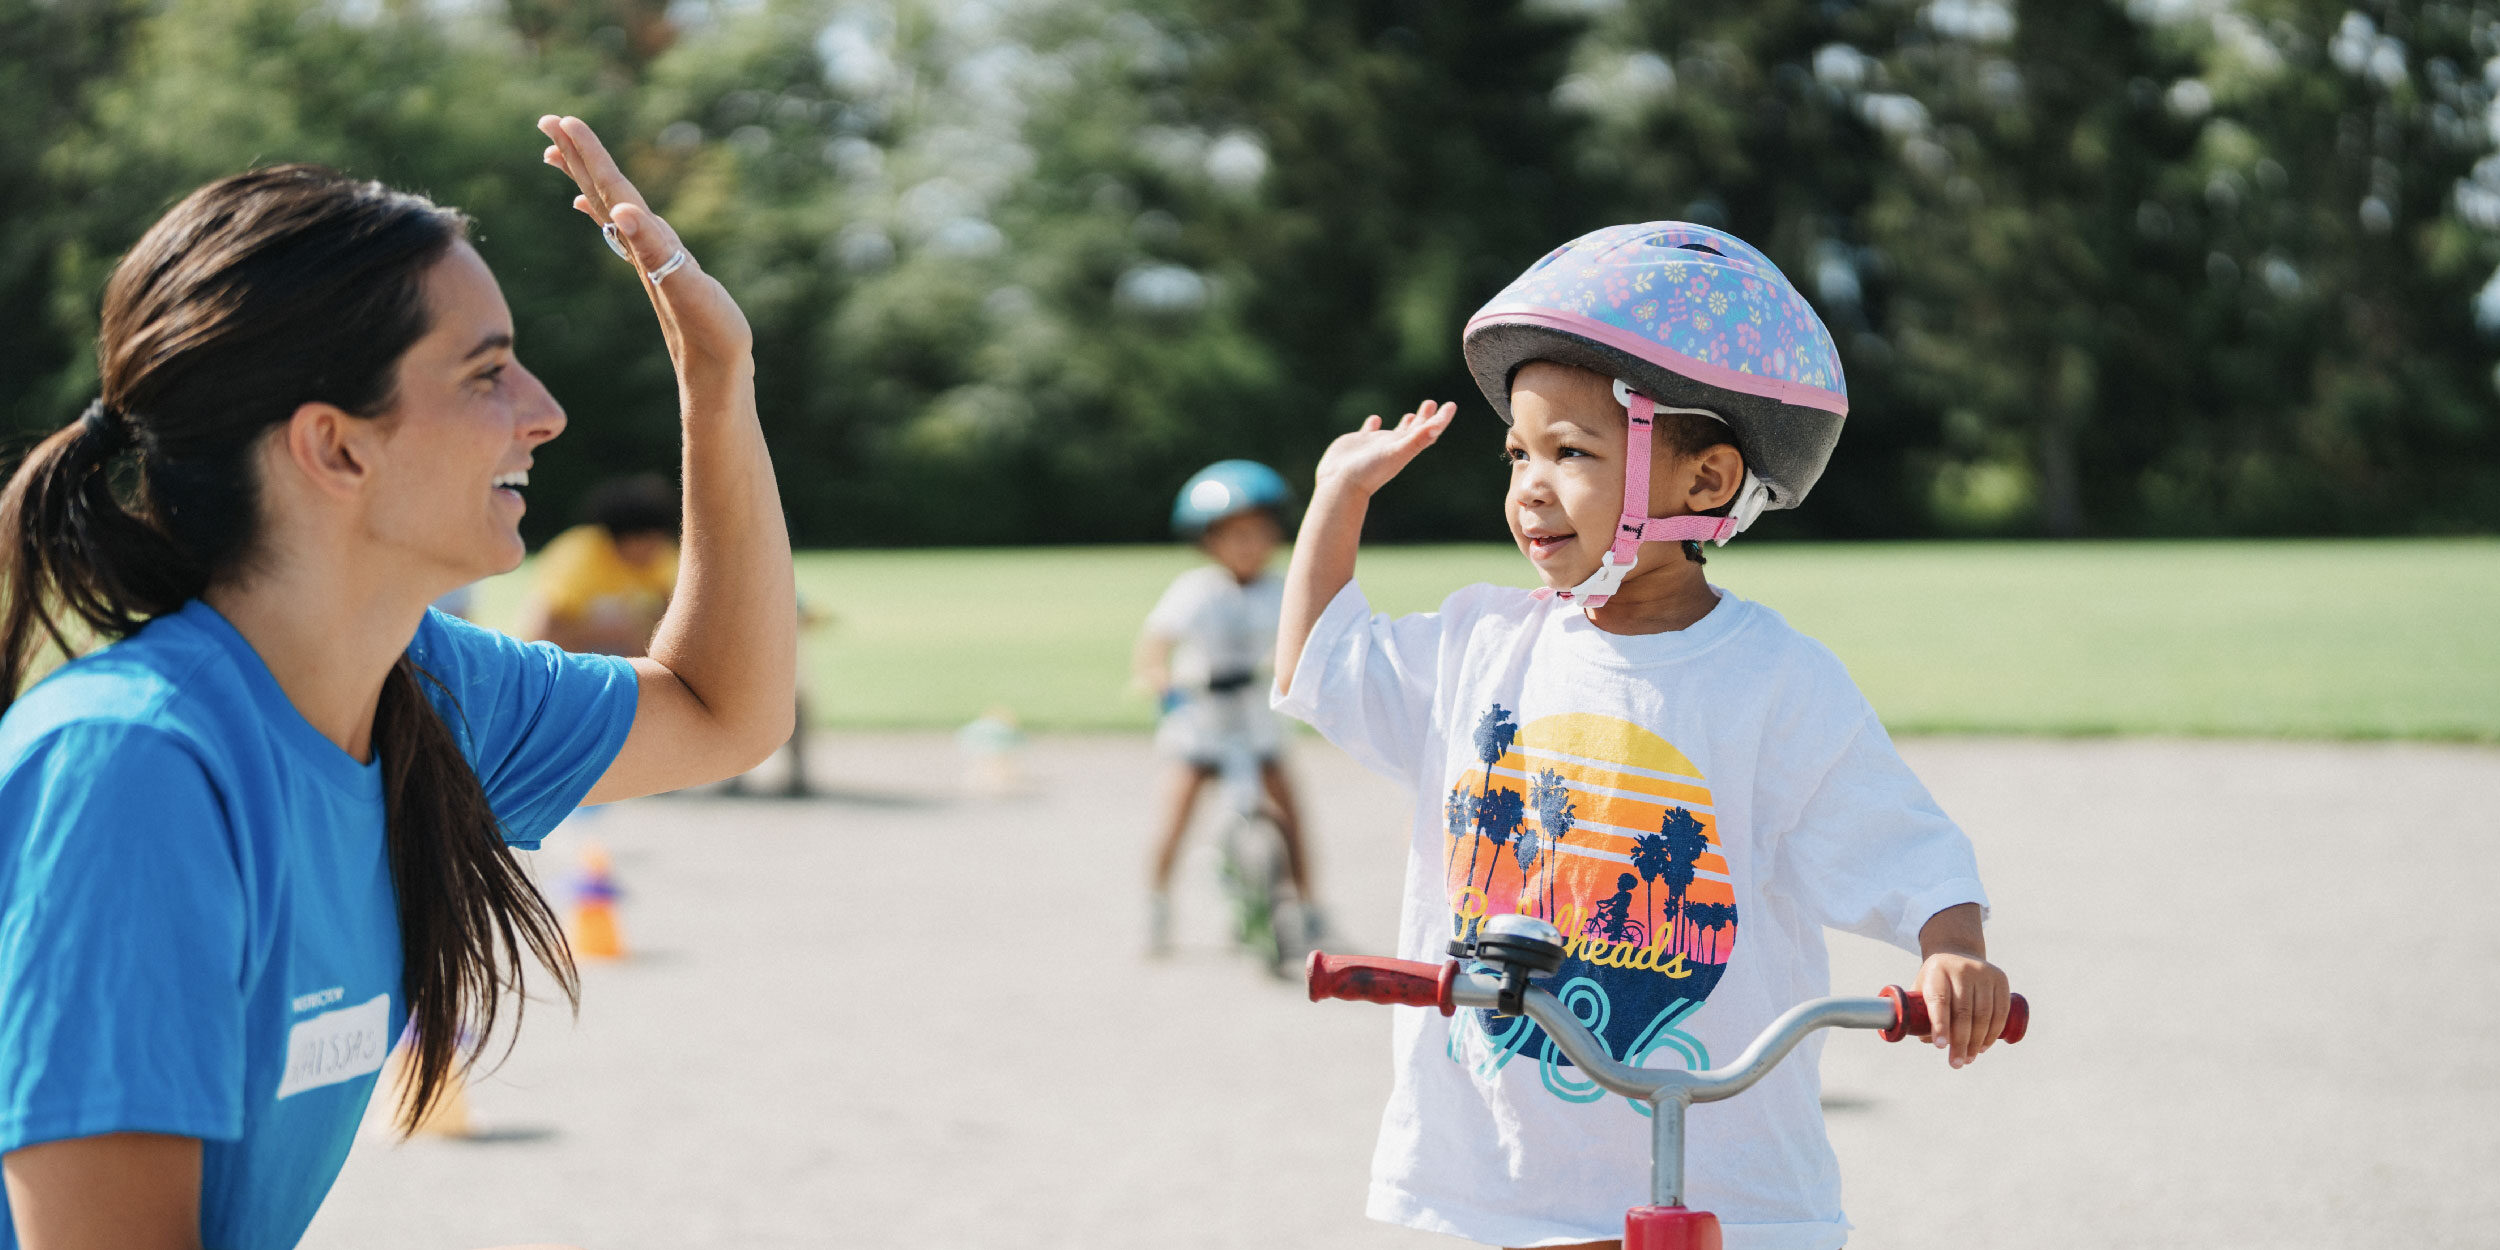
[275,993,391,1100]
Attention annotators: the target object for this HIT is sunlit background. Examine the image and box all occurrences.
[11,0,2500,546]
[5,3,2497,1246]
[16,0,2494,731]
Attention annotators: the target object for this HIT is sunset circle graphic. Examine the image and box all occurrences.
[1442,707,1736,1095]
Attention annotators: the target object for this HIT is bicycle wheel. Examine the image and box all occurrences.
[1219,810,1293,975]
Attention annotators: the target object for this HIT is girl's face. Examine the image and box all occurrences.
[1503,361,1746,591]
[1201,509,1283,582]
[362,242,567,587]
[1504,362,1645,590]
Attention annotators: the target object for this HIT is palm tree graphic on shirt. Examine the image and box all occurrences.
[1505,800,1543,903]
[1690,901,1736,963]
[1472,785,1526,894]
[1524,767,1576,918]
[1629,829,1670,937]
[1657,806,1709,955]
[1457,704,1518,898]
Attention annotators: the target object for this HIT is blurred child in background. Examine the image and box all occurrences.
[519,473,678,657]
[522,474,812,794]
[1135,460,1319,954]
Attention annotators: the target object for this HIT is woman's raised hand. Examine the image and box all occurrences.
[1313,399,1457,499]
[549,110,797,804]
[537,115,754,380]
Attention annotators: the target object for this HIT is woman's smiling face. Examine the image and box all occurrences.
[360,241,567,585]
[1503,361,1637,590]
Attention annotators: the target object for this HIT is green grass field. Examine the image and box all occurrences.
[471,539,2500,740]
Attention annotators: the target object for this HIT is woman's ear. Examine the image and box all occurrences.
[277,401,375,502]
[1684,444,1745,513]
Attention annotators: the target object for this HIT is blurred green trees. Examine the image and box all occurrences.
[3,0,2496,541]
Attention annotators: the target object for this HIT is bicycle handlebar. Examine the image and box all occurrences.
[1881,984,2029,1044]
[1305,952,1456,1016]
[1307,953,2027,1056]
[1310,950,2029,1214]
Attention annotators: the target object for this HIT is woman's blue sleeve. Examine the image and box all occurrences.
[406,610,640,849]
[0,727,247,1152]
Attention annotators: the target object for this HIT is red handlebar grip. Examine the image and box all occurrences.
[1306,952,1458,1016]
[1880,986,2028,1044]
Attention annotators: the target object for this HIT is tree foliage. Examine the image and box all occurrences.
[5,0,2497,542]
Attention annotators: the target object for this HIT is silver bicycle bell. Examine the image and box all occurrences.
[1450,913,1567,1016]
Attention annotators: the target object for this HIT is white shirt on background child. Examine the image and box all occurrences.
[1275,579,1987,1250]
[1146,564,1287,764]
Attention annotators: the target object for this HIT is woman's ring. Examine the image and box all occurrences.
[649,249,691,285]
[600,221,631,261]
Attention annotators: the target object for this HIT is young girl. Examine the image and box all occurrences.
[0,117,794,1250]
[1275,223,2008,1248]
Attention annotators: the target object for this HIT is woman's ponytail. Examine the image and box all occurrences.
[376,658,578,1127]
[0,401,204,709]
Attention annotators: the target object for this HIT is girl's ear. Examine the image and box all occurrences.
[1683,444,1745,514]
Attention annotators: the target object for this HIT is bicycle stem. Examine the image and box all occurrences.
[1444,970,1895,1208]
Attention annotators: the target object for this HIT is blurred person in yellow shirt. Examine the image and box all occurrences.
[522,473,818,795]
[518,474,678,656]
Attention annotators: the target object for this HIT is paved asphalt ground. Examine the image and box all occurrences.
[302,734,2499,1249]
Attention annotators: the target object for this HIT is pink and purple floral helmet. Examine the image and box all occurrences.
[1462,222,1849,513]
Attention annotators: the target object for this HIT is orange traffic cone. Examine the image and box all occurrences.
[568,838,626,961]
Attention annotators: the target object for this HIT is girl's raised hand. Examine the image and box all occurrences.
[1313,399,1457,498]
[537,115,754,380]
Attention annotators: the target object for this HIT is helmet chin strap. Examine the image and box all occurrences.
[1532,382,1769,609]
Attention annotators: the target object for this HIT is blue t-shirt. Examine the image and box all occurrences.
[0,601,637,1250]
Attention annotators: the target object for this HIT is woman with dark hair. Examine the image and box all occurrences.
[0,117,794,1250]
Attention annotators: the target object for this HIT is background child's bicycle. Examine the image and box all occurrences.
[1307,914,2028,1250]
[1168,673,1301,973]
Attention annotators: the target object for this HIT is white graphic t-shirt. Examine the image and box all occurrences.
[1146,564,1286,762]
[1275,580,1987,1250]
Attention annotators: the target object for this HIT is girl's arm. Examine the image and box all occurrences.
[530,116,798,804]
[3,1134,203,1250]
[1273,399,1454,695]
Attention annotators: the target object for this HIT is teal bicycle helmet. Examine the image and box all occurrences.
[1172,460,1292,538]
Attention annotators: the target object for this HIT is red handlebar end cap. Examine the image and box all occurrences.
[1435,959,1459,1017]
[1878,984,1917,1042]
[2001,992,2029,1044]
